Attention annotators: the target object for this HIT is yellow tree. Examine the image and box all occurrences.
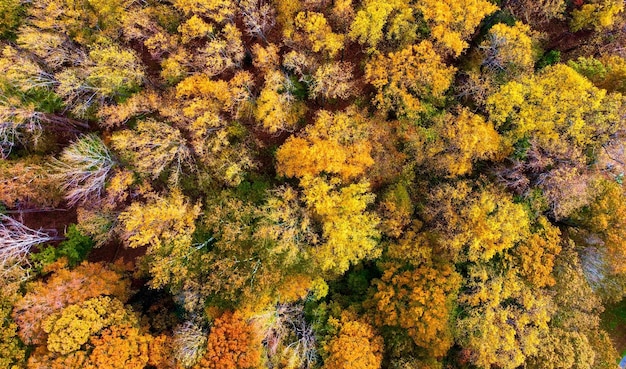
[200,23,245,76]
[12,261,130,346]
[0,0,21,38]
[111,119,191,183]
[311,61,358,101]
[487,64,623,154]
[371,262,461,356]
[323,311,384,369]
[27,0,129,44]
[173,0,236,23]
[348,0,416,51]
[290,11,345,57]
[365,41,456,119]
[86,44,144,99]
[457,267,553,369]
[509,216,562,288]
[276,108,374,181]
[254,70,304,133]
[419,107,502,177]
[252,43,280,73]
[571,0,624,31]
[173,72,256,186]
[42,296,139,355]
[198,193,314,313]
[301,176,381,275]
[423,181,530,262]
[0,291,25,369]
[118,190,201,289]
[179,15,213,44]
[528,249,618,369]
[480,22,537,76]
[416,0,498,56]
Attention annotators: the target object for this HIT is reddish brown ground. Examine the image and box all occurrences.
[88,241,147,265]
[17,207,77,240]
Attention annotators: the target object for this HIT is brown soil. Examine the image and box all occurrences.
[17,207,77,239]
[541,19,595,61]
[88,240,147,265]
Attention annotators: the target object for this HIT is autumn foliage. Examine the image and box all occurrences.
[1,0,625,368]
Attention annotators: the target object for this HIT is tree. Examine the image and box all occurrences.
[252,303,318,369]
[172,321,207,368]
[240,0,276,40]
[371,262,461,356]
[323,311,384,369]
[0,291,25,369]
[504,0,566,26]
[173,72,256,186]
[0,156,62,208]
[200,23,245,76]
[574,180,626,275]
[365,41,456,119]
[276,109,374,181]
[179,15,213,44]
[528,249,619,369]
[51,134,116,206]
[198,311,262,369]
[423,181,530,262]
[17,27,84,70]
[42,295,138,355]
[300,176,380,275]
[197,193,313,312]
[252,43,280,73]
[571,0,624,31]
[456,267,553,369]
[111,119,191,183]
[480,22,537,76]
[86,44,144,99]
[415,0,498,56]
[254,70,304,133]
[118,190,201,289]
[13,261,131,345]
[173,0,236,23]
[85,324,152,369]
[311,61,358,101]
[0,215,58,280]
[0,0,21,38]
[348,0,416,51]
[256,186,318,262]
[97,89,162,129]
[25,0,128,45]
[377,182,413,239]
[487,64,623,154]
[509,216,562,288]
[290,11,345,57]
[568,55,626,93]
[418,107,502,177]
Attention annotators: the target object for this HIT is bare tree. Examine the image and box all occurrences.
[254,303,318,368]
[239,0,276,41]
[0,214,60,279]
[172,320,207,368]
[51,134,116,206]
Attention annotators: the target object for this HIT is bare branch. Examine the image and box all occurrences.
[0,214,59,280]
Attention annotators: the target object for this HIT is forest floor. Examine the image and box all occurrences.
[601,299,626,357]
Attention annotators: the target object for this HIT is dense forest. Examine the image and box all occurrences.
[1,0,626,367]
